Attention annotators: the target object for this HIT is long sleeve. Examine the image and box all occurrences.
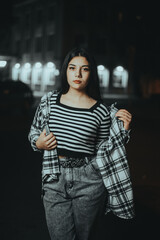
[28,103,43,152]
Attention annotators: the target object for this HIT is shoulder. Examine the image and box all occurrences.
[96,101,119,119]
[41,90,59,102]
[97,101,110,115]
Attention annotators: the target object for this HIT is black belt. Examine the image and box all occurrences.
[60,158,87,168]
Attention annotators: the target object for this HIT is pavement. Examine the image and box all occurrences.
[0,98,160,240]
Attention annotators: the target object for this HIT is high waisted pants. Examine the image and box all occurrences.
[42,157,107,240]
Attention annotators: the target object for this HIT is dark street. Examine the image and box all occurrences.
[0,98,159,240]
[0,0,160,239]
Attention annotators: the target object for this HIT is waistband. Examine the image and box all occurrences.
[59,156,94,168]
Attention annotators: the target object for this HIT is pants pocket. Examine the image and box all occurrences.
[85,158,102,179]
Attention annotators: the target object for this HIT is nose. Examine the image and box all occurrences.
[75,68,81,78]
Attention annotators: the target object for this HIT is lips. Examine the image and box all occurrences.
[73,80,82,84]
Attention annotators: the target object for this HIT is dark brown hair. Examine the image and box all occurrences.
[60,47,101,100]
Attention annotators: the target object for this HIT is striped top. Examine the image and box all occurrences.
[49,92,110,157]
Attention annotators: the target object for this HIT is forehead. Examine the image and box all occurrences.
[68,56,89,66]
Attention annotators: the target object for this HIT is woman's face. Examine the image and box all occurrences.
[66,56,90,91]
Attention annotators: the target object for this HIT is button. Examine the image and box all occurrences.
[68,182,73,189]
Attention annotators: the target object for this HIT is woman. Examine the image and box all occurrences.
[28,47,134,240]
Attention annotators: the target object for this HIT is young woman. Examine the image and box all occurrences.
[28,47,134,240]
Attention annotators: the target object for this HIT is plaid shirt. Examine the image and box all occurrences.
[28,91,135,219]
[96,104,135,219]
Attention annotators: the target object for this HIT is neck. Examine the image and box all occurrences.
[66,88,88,100]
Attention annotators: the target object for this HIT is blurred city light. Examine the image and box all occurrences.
[15,63,20,69]
[98,65,105,71]
[32,62,42,85]
[0,61,7,67]
[24,63,31,69]
[35,62,42,68]
[21,63,31,83]
[97,65,110,88]
[112,66,128,88]
[12,63,21,80]
[47,62,55,68]
[11,60,60,95]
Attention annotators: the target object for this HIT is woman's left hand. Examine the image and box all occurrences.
[115,109,132,130]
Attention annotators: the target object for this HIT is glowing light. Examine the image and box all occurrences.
[97,65,110,88]
[97,65,105,71]
[113,66,128,88]
[0,61,7,67]
[55,69,59,76]
[15,63,20,69]
[12,63,21,80]
[24,63,31,69]
[115,66,124,72]
[35,62,42,68]
[47,62,55,68]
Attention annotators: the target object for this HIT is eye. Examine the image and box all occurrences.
[68,66,75,70]
[83,67,90,72]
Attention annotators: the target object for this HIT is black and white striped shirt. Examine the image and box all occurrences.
[49,92,110,157]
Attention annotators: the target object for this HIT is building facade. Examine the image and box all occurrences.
[10,0,135,100]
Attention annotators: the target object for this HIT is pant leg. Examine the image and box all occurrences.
[72,157,107,240]
[43,168,76,240]
[43,157,107,240]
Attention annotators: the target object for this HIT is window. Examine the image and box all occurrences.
[25,12,31,28]
[15,40,21,56]
[36,9,43,25]
[35,37,42,52]
[47,34,55,51]
[25,38,31,53]
[112,66,128,88]
[48,5,55,22]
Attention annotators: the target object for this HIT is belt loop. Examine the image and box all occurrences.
[85,157,89,164]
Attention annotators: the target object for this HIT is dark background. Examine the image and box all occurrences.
[0,0,160,239]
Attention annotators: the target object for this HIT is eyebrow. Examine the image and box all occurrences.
[69,63,90,67]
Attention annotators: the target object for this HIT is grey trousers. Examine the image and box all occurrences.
[42,157,107,240]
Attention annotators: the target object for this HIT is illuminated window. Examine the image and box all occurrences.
[41,62,59,92]
[31,62,42,86]
[12,63,21,80]
[20,63,31,84]
[0,61,7,68]
[97,65,110,88]
[112,66,128,88]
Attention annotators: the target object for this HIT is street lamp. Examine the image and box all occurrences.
[0,61,7,67]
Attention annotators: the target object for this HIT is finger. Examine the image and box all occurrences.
[46,135,56,145]
[48,141,57,149]
[118,109,130,114]
[118,116,131,124]
[47,139,57,148]
[116,111,132,119]
[45,132,54,141]
[49,144,57,150]
[116,109,132,116]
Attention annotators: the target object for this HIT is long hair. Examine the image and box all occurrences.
[60,47,101,100]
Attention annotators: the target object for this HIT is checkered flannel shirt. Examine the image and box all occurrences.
[96,104,135,219]
[28,91,135,219]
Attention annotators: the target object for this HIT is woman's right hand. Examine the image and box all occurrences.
[36,129,57,150]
